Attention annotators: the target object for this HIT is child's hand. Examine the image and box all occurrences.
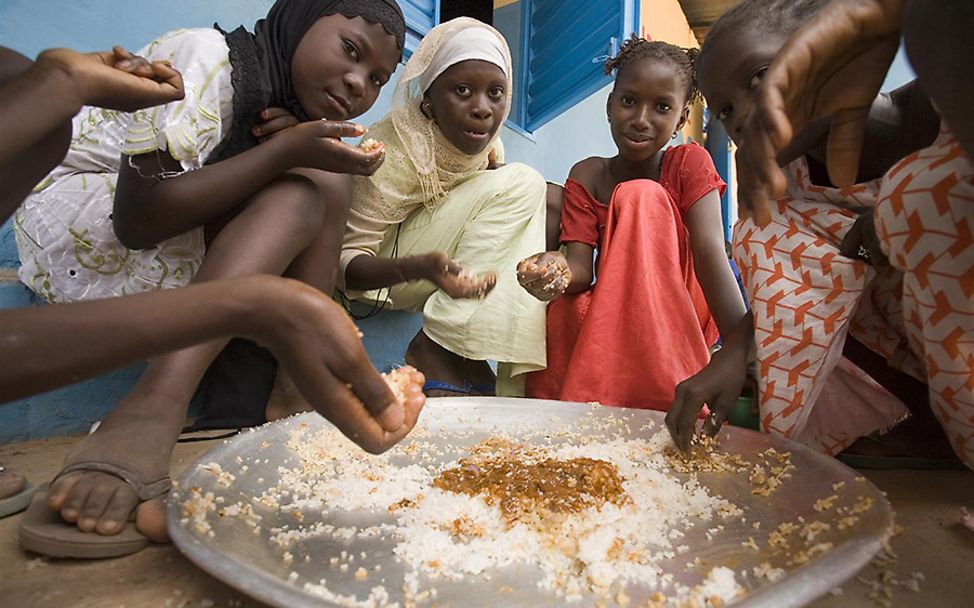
[35,46,184,112]
[838,209,889,266]
[421,252,497,300]
[517,252,571,301]
[252,107,300,143]
[281,120,385,175]
[251,277,426,453]
[738,0,904,225]
[665,338,750,452]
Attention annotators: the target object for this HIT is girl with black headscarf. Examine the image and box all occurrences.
[13,0,407,556]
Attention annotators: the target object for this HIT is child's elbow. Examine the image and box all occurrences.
[112,216,158,250]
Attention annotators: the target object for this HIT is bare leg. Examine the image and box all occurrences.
[48,171,346,540]
[265,171,351,421]
[461,358,497,395]
[405,330,465,396]
[404,329,496,396]
[545,182,564,252]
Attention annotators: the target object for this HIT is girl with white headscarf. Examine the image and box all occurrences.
[340,17,550,396]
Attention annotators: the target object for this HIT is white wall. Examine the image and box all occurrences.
[501,83,617,184]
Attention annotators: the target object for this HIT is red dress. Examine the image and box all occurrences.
[526,144,725,410]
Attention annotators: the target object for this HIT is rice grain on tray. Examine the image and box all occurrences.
[247,418,749,605]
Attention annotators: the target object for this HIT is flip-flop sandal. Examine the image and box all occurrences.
[837,434,968,470]
[836,452,968,470]
[18,462,171,559]
[0,469,36,518]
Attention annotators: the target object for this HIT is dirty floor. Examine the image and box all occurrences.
[1,434,972,608]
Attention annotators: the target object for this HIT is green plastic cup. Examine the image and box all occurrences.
[726,395,760,430]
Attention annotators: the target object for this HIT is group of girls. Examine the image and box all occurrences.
[2,0,971,560]
[4,0,552,557]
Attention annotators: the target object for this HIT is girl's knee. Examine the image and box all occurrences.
[273,171,349,217]
[611,180,674,218]
[252,174,330,242]
[310,170,352,215]
[615,179,667,202]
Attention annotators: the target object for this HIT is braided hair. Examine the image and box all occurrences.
[605,34,700,105]
[700,0,829,62]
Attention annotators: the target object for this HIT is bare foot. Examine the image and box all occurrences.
[0,469,27,499]
[265,368,313,422]
[47,392,186,542]
[405,330,471,397]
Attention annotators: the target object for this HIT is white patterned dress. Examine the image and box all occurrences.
[14,28,235,303]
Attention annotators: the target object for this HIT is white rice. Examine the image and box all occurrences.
[249,420,747,605]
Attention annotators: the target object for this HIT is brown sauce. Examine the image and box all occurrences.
[433,456,628,523]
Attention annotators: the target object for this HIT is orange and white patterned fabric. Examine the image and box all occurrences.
[733,122,973,468]
[873,124,974,468]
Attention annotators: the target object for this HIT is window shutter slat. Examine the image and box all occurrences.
[398,0,438,58]
[522,0,635,131]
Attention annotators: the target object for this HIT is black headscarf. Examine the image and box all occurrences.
[210,0,405,162]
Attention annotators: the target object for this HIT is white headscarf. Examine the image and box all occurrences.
[350,17,513,223]
[418,26,509,92]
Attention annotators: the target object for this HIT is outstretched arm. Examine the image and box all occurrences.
[112,121,385,249]
[664,190,750,451]
[665,312,754,451]
[685,190,748,337]
[739,0,904,223]
[0,45,184,167]
[345,252,497,300]
[0,275,424,453]
[738,0,970,224]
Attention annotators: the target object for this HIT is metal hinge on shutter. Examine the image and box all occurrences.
[591,37,619,64]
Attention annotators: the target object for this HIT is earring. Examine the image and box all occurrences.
[421,101,432,118]
[671,131,679,139]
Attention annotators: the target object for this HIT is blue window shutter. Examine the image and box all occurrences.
[518,0,637,132]
[398,0,440,58]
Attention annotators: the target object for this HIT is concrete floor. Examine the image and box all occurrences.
[1,434,972,608]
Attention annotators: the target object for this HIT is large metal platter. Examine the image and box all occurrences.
[167,398,892,607]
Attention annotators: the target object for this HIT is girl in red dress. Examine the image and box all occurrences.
[522,36,748,411]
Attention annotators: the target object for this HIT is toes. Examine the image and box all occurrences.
[96,488,139,535]
[76,482,120,532]
[50,472,142,535]
[58,474,98,522]
[47,472,83,510]
[0,471,26,499]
